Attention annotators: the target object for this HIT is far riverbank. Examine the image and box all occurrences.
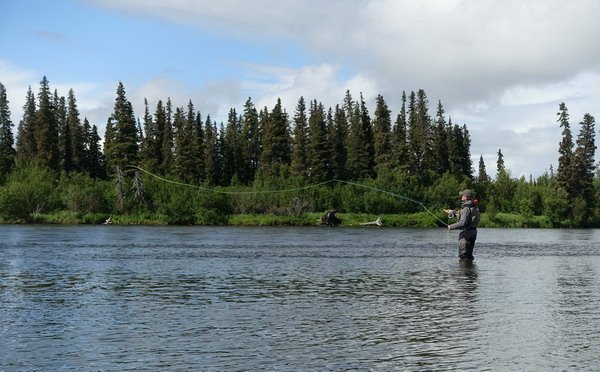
[1,211,556,228]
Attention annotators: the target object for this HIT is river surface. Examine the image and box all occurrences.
[1,225,600,370]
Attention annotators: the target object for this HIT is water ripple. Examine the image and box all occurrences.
[1,226,600,370]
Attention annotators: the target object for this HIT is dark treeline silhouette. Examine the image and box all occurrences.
[0,77,597,226]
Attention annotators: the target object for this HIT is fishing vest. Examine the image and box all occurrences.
[459,202,480,230]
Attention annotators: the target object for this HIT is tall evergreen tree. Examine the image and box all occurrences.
[16,86,37,167]
[0,82,16,179]
[259,98,291,176]
[556,102,574,193]
[240,97,260,184]
[161,98,174,174]
[55,91,73,173]
[447,120,466,178]
[359,93,375,178]
[139,98,158,171]
[392,91,408,171]
[477,155,489,183]
[66,89,85,173]
[34,76,60,171]
[373,94,393,174]
[431,100,450,176]
[216,122,227,185]
[193,111,205,183]
[222,108,242,184]
[307,100,329,182]
[152,100,167,171]
[346,97,371,180]
[84,119,105,178]
[459,125,473,179]
[329,105,347,180]
[290,96,308,179]
[203,115,219,185]
[173,106,196,183]
[496,148,505,175]
[408,89,432,176]
[572,113,596,225]
[406,91,419,173]
[104,82,138,175]
[182,101,202,183]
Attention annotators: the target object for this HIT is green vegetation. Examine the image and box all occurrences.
[0,78,597,227]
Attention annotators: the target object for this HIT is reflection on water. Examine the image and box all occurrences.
[1,226,600,370]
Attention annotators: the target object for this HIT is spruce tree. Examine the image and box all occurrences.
[359,93,375,178]
[290,96,308,179]
[556,102,574,193]
[346,98,371,180]
[0,82,16,179]
[55,92,73,173]
[84,119,105,178]
[447,120,466,178]
[496,148,505,175]
[139,98,158,171]
[431,100,450,176]
[203,115,219,185]
[392,91,408,171]
[151,100,166,172]
[307,100,329,182]
[477,155,489,182]
[406,91,419,173]
[373,94,393,174]
[240,97,260,184]
[222,108,242,184]
[193,111,205,183]
[412,89,433,177]
[16,86,37,167]
[174,106,196,182]
[34,76,60,171]
[259,98,291,176]
[329,105,347,180]
[161,98,174,174]
[460,125,473,179]
[572,113,596,225]
[104,82,138,175]
[66,89,85,173]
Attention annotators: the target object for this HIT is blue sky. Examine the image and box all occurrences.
[2,0,600,178]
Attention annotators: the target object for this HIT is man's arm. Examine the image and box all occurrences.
[448,206,470,230]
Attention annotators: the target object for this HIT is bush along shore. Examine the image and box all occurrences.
[0,166,575,228]
[1,211,555,228]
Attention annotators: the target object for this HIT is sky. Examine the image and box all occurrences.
[2,0,600,179]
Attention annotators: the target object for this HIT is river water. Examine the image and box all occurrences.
[1,225,599,370]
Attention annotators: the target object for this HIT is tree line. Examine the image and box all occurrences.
[0,77,597,226]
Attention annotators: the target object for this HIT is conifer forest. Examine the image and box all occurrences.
[0,77,597,227]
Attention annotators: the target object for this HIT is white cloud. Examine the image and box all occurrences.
[500,72,600,107]
[0,60,37,124]
[11,1,600,177]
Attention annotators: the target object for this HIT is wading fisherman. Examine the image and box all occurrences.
[444,189,480,260]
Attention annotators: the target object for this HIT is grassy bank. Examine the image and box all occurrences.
[0,210,559,228]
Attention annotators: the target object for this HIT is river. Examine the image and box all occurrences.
[1,225,599,370]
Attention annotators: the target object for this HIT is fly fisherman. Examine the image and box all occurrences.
[444,189,480,260]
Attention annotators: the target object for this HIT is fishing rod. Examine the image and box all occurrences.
[126,165,449,226]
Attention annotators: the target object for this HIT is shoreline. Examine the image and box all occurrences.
[0,211,560,228]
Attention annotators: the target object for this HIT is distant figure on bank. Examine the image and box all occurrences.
[321,209,342,226]
[444,189,480,260]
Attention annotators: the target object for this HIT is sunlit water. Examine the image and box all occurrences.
[1,225,600,370]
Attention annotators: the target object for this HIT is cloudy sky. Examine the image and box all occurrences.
[2,0,600,178]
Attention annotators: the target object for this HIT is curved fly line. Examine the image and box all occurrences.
[126,165,449,226]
